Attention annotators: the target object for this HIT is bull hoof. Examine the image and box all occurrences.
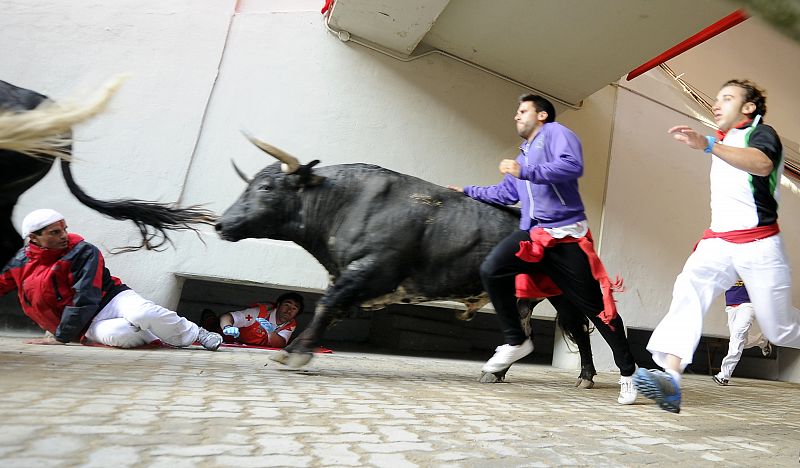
[575,377,595,389]
[478,367,509,383]
[270,350,313,369]
[455,310,476,321]
[270,350,290,364]
[574,364,596,389]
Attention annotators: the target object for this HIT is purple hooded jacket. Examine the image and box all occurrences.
[464,121,586,230]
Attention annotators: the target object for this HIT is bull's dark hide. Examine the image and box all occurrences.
[0,79,215,267]
[1,81,50,265]
[217,155,594,377]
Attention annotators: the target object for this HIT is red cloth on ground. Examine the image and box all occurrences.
[220,342,333,353]
[514,228,623,329]
[82,340,333,353]
[82,340,165,349]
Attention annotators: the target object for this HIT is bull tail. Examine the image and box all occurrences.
[555,309,594,350]
[60,159,217,252]
[0,74,126,160]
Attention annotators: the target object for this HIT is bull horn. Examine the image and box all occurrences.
[230,159,252,184]
[241,131,301,174]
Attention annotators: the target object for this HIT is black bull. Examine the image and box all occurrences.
[216,141,597,385]
[0,79,215,267]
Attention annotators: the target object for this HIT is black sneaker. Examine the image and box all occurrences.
[712,374,729,386]
[761,342,775,358]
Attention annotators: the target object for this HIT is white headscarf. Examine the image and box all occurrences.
[21,209,65,238]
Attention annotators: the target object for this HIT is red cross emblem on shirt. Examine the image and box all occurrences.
[245,314,253,321]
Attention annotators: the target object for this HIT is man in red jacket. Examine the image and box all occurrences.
[0,208,222,350]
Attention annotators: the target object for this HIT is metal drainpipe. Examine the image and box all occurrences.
[322,15,583,110]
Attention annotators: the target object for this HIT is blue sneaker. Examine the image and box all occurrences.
[632,368,681,413]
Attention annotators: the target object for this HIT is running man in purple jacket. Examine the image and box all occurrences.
[449,94,638,404]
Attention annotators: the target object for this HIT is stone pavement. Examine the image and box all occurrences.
[1,333,799,467]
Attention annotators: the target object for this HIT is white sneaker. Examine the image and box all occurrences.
[482,339,534,373]
[618,375,637,404]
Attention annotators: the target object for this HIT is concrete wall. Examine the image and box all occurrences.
[3,2,799,380]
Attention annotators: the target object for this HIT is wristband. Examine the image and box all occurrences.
[704,135,716,153]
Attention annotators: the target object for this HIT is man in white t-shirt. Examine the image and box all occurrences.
[633,79,800,413]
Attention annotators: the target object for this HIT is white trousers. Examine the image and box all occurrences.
[648,235,800,370]
[84,290,199,348]
[718,303,769,380]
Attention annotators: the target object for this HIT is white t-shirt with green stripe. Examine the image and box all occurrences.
[709,122,783,232]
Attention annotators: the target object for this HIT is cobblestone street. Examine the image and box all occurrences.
[1,333,798,467]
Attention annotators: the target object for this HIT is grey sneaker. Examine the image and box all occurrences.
[197,327,222,351]
[482,339,534,373]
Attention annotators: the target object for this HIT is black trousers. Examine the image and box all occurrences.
[480,230,636,376]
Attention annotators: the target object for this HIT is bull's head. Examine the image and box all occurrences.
[215,134,325,242]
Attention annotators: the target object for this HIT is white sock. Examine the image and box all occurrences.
[665,368,682,385]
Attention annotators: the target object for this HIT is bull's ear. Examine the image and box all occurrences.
[296,159,325,187]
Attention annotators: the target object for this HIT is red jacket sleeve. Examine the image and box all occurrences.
[0,253,25,297]
[55,241,105,343]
